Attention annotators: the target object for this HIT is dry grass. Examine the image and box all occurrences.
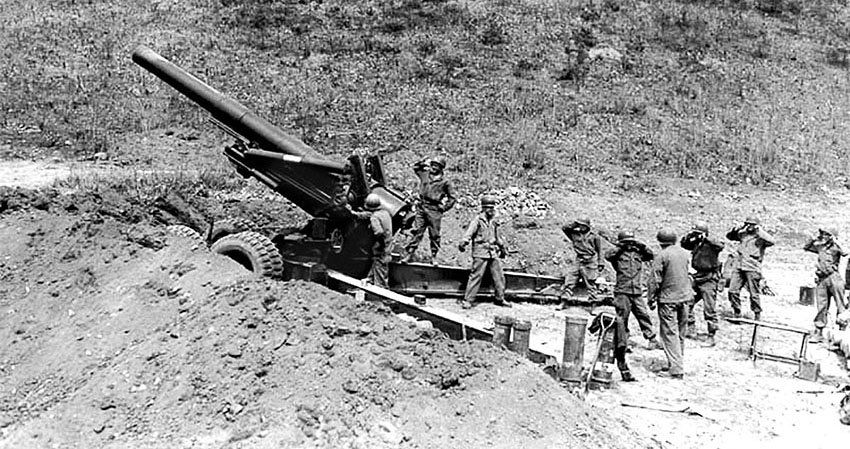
[54,165,238,204]
[1,0,849,194]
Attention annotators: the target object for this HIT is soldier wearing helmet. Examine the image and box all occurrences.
[559,217,607,308]
[604,230,660,380]
[457,194,511,309]
[402,153,457,263]
[680,222,726,346]
[803,226,847,343]
[647,229,692,380]
[726,216,775,321]
[361,193,393,288]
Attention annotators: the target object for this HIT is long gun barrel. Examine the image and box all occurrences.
[131,45,368,218]
[132,45,328,163]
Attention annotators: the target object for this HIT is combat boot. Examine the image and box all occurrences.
[685,324,698,339]
[701,334,716,348]
[621,370,637,382]
[494,299,513,308]
[754,312,761,321]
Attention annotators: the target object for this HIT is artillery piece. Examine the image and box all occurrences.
[133,45,407,280]
[132,46,566,302]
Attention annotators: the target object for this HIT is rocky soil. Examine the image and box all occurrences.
[0,185,649,449]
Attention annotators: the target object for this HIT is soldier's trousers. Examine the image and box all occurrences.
[814,272,846,329]
[658,302,688,376]
[728,269,762,314]
[464,257,506,303]
[404,206,442,259]
[368,253,390,289]
[562,261,599,300]
[614,293,656,341]
[688,274,720,335]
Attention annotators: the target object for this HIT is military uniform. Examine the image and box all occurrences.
[803,233,846,339]
[726,221,775,319]
[561,222,606,303]
[648,233,692,378]
[605,236,657,346]
[367,207,393,288]
[460,210,508,307]
[403,159,456,262]
[681,231,725,337]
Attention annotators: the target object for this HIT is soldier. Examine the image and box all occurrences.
[457,194,511,309]
[803,227,847,343]
[726,217,775,321]
[680,222,725,347]
[559,217,606,308]
[402,155,457,263]
[648,229,692,380]
[362,193,393,289]
[604,230,662,351]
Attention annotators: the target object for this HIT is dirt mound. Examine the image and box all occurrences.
[0,193,650,448]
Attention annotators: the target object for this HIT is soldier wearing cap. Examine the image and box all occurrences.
[362,193,393,288]
[559,217,607,308]
[681,222,725,346]
[803,227,847,343]
[458,194,511,309]
[648,229,692,379]
[726,217,775,321]
[605,230,661,354]
[402,154,457,263]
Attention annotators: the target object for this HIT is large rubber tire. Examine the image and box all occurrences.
[166,225,205,246]
[208,217,258,244]
[210,231,283,279]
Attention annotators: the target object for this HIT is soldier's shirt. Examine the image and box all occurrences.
[803,238,847,276]
[650,245,692,304]
[682,235,725,273]
[370,209,393,256]
[419,175,456,211]
[605,244,653,295]
[568,231,604,266]
[463,213,501,259]
[729,229,775,272]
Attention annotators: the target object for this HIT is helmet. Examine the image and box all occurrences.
[481,194,497,208]
[821,227,840,237]
[431,155,447,170]
[744,217,760,225]
[692,222,709,234]
[574,217,591,228]
[364,193,382,211]
[617,230,635,242]
[656,229,677,244]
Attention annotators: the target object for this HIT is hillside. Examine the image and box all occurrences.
[2,0,850,192]
[4,1,850,447]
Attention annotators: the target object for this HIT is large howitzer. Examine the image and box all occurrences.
[132,45,408,278]
[133,46,570,302]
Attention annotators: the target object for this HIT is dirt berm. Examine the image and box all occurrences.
[0,188,651,448]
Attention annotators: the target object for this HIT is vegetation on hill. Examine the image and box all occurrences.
[2,0,849,193]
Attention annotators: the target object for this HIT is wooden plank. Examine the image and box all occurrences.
[327,269,557,363]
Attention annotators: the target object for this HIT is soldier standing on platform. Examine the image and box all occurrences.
[402,155,456,263]
[458,195,511,309]
[560,217,607,308]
